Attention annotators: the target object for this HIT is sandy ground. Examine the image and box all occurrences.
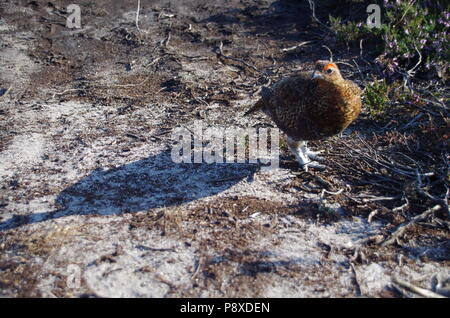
[0,0,448,297]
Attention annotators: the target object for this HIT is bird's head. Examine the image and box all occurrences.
[312,60,343,83]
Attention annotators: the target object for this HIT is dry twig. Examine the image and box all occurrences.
[280,41,311,52]
[392,277,446,298]
[216,42,259,72]
[382,205,442,246]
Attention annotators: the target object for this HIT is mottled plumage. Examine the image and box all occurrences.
[245,60,362,170]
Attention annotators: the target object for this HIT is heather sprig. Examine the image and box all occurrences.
[330,0,449,80]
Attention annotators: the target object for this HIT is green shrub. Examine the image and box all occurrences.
[363,79,389,119]
[330,0,450,80]
[329,15,385,51]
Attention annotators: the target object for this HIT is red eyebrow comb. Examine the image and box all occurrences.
[324,63,336,71]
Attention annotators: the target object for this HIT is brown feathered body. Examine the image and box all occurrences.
[246,63,362,141]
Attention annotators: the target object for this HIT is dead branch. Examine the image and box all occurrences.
[135,0,149,34]
[322,45,333,62]
[368,209,379,223]
[415,169,450,216]
[191,256,204,279]
[216,42,259,72]
[392,197,409,213]
[349,262,362,297]
[392,277,446,298]
[320,188,344,199]
[280,41,311,52]
[52,88,85,99]
[306,0,330,30]
[382,205,442,246]
[357,195,401,203]
[0,86,11,99]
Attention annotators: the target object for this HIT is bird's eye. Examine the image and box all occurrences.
[325,68,334,74]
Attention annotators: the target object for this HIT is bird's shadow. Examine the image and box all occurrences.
[0,150,259,231]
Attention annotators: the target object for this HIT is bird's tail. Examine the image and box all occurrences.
[244,98,264,116]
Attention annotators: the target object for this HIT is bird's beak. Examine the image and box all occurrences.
[312,71,323,79]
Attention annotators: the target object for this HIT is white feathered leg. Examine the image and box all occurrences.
[286,137,325,171]
[302,141,325,161]
[287,137,309,168]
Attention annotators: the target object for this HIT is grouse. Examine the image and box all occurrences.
[245,60,362,171]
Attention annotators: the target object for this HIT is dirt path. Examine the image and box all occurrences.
[0,0,448,297]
